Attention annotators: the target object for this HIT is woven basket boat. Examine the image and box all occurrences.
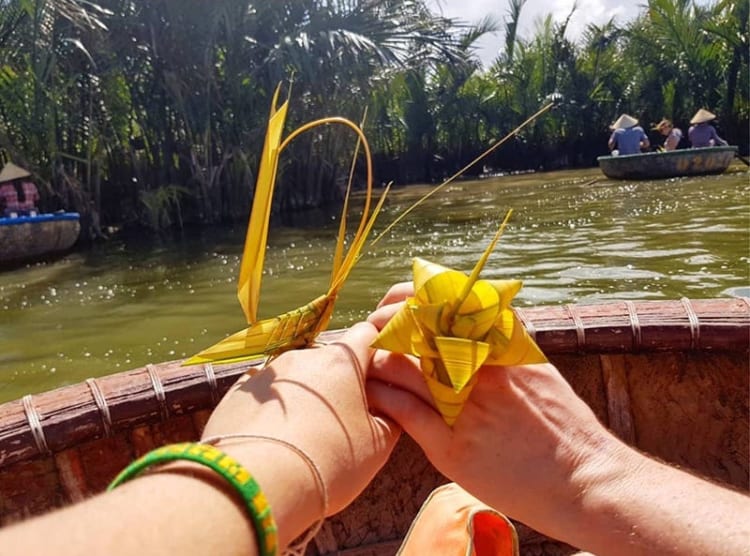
[0,212,80,264]
[597,145,737,180]
[1,298,748,555]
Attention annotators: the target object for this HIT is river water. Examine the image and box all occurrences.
[1,166,748,402]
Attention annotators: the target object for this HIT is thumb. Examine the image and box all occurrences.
[333,321,379,379]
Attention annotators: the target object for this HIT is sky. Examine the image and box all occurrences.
[427,0,711,68]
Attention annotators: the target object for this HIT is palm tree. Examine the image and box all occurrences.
[0,0,746,233]
[500,0,527,67]
[702,0,749,146]
[625,0,727,125]
[0,0,109,221]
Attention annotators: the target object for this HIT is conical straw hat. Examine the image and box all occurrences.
[690,108,716,124]
[610,114,639,130]
[0,162,31,183]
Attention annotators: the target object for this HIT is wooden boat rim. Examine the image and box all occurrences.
[0,297,748,471]
[0,212,80,226]
[0,297,747,555]
[597,145,737,163]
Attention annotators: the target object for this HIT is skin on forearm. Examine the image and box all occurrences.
[561,440,750,556]
[1,473,259,556]
[1,442,321,556]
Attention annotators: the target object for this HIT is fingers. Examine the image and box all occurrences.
[366,380,448,450]
[369,350,434,407]
[329,323,403,436]
[330,321,379,379]
[368,281,414,329]
[376,281,414,308]
[367,300,406,330]
[367,350,437,450]
[368,412,403,451]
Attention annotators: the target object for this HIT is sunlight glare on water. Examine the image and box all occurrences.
[0,166,748,402]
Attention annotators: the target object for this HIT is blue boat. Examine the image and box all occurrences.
[0,212,80,264]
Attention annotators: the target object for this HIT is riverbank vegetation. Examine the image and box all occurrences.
[0,0,747,233]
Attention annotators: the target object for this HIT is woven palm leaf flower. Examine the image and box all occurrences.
[372,211,547,425]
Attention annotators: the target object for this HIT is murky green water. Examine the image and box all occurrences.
[1,166,748,402]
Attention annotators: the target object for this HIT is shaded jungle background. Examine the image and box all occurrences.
[0,0,747,236]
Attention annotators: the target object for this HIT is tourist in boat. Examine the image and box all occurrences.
[0,162,40,217]
[688,109,728,148]
[653,118,684,151]
[1,286,748,556]
[607,113,650,155]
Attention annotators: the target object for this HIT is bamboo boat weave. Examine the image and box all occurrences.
[597,145,737,179]
[0,213,80,263]
[1,297,748,554]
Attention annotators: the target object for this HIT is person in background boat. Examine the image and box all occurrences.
[0,162,40,217]
[607,114,650,155]
[2,286,749,556]
[688,108,728,148]
[653,118,684,151]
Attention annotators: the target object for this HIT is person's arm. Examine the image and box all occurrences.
[366,283,750,556]
[0,453,312,556]
[2,322,400,556]
[664,130,680,151]
[640,130,650,150]
[608,132,617,151]
[711,127,729,146]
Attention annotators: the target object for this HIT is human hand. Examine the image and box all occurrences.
[366,283,628,538]
[374,280,414,309]
[201,322,401,546]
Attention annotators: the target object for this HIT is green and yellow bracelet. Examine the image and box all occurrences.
[108,442,278,556]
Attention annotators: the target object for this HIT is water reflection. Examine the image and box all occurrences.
[0,166,748,401]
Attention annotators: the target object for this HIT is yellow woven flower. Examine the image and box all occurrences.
[372,211,547,425]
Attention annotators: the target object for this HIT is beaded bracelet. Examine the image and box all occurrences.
[203,434,329,556]
[107,442,278,556]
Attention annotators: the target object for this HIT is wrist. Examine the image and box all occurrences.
[519,428,636,543]
[150,440,322,550]
[570,432,638,501]
[209,439,324,548]
[562,436,648,551]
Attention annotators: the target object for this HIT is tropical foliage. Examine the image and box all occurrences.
[0,0,746,233]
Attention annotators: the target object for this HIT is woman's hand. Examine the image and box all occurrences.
[202,321,401,546]
[368,282,750,556]
[365,283,626,537]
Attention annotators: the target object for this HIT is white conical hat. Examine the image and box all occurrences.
[690,108,716,124]
[610,114,639,130]
[0,162,31,183]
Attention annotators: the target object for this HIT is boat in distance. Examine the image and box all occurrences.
[0,212,80,265]
[0,298,747,555]
[597,145,737,179]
